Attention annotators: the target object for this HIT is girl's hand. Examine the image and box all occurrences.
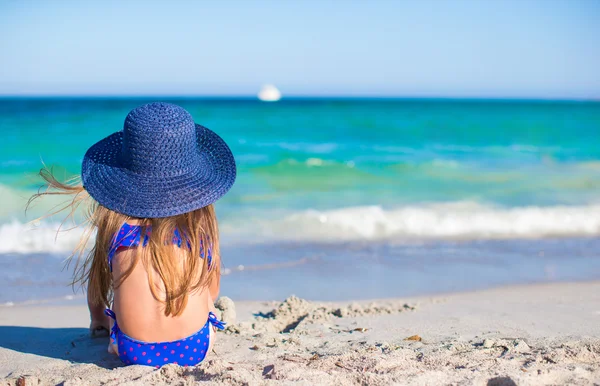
[89,320,110,338]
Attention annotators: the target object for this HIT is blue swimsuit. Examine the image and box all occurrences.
[104,223,225,368]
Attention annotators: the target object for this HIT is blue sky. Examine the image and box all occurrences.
[0,0,599,98]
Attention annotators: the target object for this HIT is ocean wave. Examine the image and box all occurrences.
[223,202,600,242]
[0,220,87,254]
[430,143,564,154]
[2,202,600,254]
[254,141,339,154]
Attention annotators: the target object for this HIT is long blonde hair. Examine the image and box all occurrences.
[28,167,220,317]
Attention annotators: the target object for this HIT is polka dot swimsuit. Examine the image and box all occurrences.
[104,223,224,368]
[106,309,224,367]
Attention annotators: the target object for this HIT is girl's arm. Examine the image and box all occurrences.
[87,284,110,334]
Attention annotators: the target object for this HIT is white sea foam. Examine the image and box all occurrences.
[0,219,88,254]
[224,202,600,242]
[2,202,600,254]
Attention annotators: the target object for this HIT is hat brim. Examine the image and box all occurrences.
[81,124,236,218]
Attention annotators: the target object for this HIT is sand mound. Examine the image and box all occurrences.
[228,295,416,334]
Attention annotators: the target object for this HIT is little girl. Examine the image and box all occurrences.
[30,102,236,367]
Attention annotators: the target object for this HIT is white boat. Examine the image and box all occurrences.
[257,84,281,102]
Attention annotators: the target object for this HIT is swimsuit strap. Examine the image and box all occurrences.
[108,223,213,272]
[107,223,148,272]
[104,308,119,344]
[207,311,226,330]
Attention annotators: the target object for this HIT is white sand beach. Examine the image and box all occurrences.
[1,281,599,385]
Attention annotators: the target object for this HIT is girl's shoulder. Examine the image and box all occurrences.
[109,223,213,267]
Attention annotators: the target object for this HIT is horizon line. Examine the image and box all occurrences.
[0,94,598,103]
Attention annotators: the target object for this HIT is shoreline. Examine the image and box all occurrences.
[3,276,600,309]
[1,281,599,385]
[4,234,600,306]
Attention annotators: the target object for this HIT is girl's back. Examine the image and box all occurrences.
[111,236,215,343]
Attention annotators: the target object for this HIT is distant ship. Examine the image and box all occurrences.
[257,84,281,102]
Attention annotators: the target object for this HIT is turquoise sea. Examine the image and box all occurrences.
[1,98,600,305]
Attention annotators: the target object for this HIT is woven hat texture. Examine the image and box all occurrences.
[81,102,236,218]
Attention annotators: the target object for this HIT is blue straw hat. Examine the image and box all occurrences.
[81,102,236,218]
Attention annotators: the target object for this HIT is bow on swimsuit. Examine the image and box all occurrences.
[104,223,225,368]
